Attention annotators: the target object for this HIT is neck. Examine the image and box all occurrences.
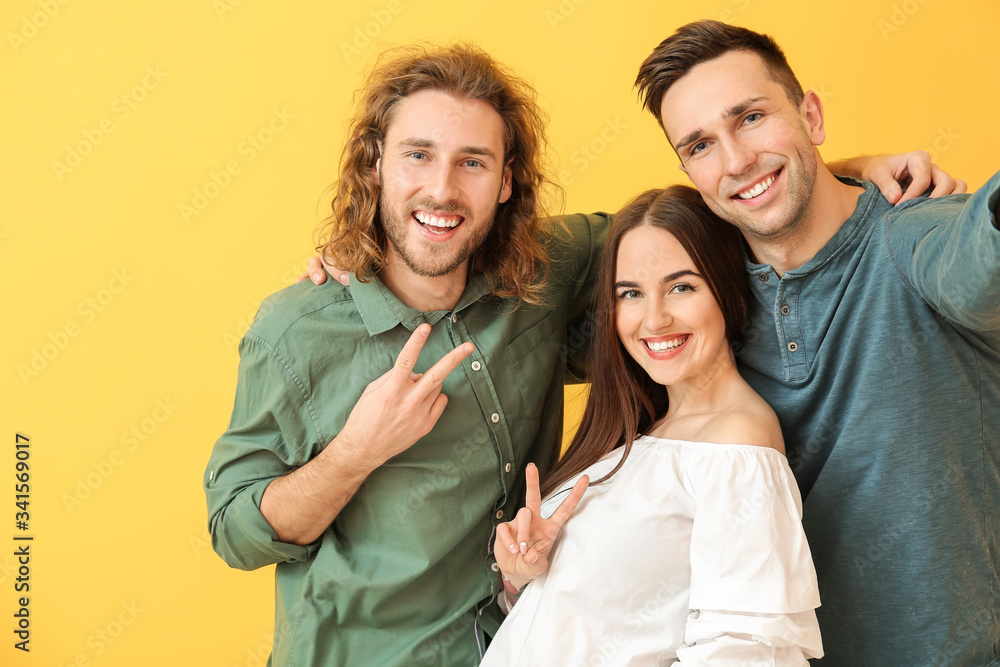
[745,167,864,276]
[379,251,469,312]
[663,348,742,420]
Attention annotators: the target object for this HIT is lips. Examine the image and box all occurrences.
[413,210,465,236]
[642,334,689,357]
[731,169,780,201]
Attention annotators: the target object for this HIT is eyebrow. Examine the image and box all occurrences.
[614,269,701,289]
[672,96,769,152]
[398,138,498,159]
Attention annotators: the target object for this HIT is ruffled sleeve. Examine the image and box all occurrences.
[677,446,823,665]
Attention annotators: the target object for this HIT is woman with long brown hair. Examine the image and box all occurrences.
[481,185,823,665]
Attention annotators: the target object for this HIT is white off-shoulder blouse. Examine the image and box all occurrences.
[481,436,823,666]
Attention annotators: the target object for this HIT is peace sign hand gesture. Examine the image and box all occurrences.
[494,463,589,593]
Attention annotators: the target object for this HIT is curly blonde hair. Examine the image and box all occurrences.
[316,43,558,304]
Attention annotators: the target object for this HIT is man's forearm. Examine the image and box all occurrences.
[259,435,376,545]
[827,156,868,179]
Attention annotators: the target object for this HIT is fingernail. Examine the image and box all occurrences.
[508,544,518,555]
[519,541,528,554]
[529,554,539,565]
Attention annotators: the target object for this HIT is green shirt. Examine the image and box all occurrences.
[204,214,609,666]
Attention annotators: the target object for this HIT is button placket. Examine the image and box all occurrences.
[774,278,808,380]
[448,307,517,521]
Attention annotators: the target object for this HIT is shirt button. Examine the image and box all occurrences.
[496,509,504,519]
[759,273,769,282]
[781,305,791,316]
[787,341,799,352]
[451,313,458,323]
[491,562,499,572]
[505,463,512,473]
[471,361,481,371]
[491,413,500,423]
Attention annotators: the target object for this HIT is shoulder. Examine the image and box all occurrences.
[540,212,611,257]
[247,278,356,346]
[696,392,785,454]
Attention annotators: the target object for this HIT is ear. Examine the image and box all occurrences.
[499,160,513,204]
[371,139,383,184]
[800,90,826,147]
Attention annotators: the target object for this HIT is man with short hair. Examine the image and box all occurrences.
[636,20,1000,666]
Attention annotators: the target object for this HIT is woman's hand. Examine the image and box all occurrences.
[494,463,589,593]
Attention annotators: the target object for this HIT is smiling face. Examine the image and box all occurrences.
[660,50,823,244]
[614,224,731,390]
[377,89,512,279]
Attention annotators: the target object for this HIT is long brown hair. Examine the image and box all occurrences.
[635,20,804,134]
[541,185,748,497]
[316,43,558,304]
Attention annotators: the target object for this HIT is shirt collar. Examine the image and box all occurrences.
[350,272,493,335]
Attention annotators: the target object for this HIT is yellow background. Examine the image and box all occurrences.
[3,0,997,664]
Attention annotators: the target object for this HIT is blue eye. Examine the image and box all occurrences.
[689,141,708,156]
[410,151,427,160]
[744,112,762,124]
[463,159,482,168]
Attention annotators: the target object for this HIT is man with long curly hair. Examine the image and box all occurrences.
[204,43,610,666]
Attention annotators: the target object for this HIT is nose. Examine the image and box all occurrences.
[426,162,460,203]
[720,136,756,176]
[643,297,673,332]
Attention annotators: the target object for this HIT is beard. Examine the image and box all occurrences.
[713,131,819,244]
[378,194,499,278]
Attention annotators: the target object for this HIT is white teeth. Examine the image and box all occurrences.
[737,174,776,200]
[647,337,686,351]
[414,211,461,228]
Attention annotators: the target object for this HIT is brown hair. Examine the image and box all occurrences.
[635,20,804,133]
[316,43,557,304]
[541,185,747,497]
